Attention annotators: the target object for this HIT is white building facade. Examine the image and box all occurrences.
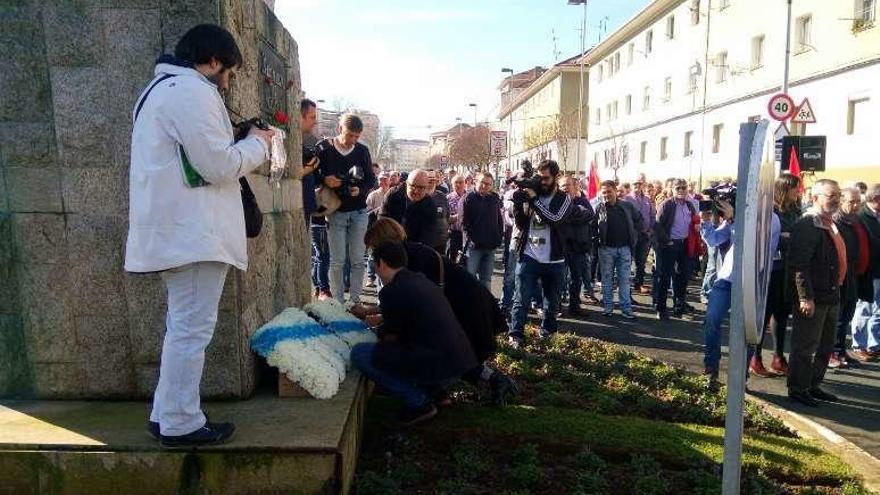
[389,139,431,171]
[585,0,880,185]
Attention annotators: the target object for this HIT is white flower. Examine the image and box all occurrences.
[251,306,349,399]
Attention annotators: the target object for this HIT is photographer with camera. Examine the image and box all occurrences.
[315,114,377,305]
[701,198,781,385]
[507,160,586,348]
[126,25,274,447]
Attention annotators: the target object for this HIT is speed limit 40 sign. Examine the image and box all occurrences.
[767,93,795,121]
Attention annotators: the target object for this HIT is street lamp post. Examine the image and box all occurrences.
[568,0,588,175]
[468,103,478,127]
[501,68,514,175]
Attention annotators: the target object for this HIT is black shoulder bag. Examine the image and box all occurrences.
[134,74,263,238]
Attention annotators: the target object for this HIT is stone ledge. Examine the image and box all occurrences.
[0,372,367,494]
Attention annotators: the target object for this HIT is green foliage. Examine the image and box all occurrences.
[506,444,543,490]
[355,471,400,495]
[493,332,793,436]
[355,330,870,494]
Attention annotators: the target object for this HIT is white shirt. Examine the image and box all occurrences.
[523,195,562,263]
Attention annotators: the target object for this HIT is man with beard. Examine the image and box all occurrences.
[787,179,846,407]
[380,168,439,249]
[507,160,585,348]
[127,24,274,446]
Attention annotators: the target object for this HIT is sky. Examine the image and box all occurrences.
[276,0,650,139]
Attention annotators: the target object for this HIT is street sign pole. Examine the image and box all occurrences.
[782,0,793,95]
[722,120,775,495]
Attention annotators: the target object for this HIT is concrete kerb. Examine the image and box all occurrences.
[746,392,880,492]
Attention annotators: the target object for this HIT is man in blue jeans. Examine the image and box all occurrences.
[508,160,585,348]
[462,172,503,288]
[702,201,780,383]
[595,180,643,318]
[352,241,477,425]
[315,114,377,305]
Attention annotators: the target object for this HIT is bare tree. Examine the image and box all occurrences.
[449,126,494,173]
[373,126,394,165]
[522,114,576,170]
[330,96,356,112]
[603,127,628,182]
[424,153,444,169]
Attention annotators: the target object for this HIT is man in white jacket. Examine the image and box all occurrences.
[124,24,274,447]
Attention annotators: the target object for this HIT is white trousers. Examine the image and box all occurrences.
[150,261,229,436]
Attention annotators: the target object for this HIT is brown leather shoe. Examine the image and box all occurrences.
[770,354,789,375]
[749,355,774,377]
[850,348,873,362]
[639,285,651,295]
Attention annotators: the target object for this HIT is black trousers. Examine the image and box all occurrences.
[757,268,791,357]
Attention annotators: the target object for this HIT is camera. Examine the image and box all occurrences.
[232,117,270,143]
[302,139,330,165]
[699,184,737,215]
[506,159,541,191]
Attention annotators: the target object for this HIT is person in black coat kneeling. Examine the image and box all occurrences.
[351,241,478,425]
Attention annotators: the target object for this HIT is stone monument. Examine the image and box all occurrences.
[0,0,311,400]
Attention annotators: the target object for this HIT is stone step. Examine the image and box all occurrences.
[0,373,366,495]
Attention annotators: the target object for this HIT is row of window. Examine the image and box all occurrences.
[598,96,871,165]
[592,12,819,126]
[596,0,877,87]
[597,1,704,83]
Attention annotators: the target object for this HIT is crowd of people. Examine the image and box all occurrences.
[125,23,879,446]
[301,101,880,418]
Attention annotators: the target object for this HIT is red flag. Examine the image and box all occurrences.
[587,160,600,200]
[788,145,804,192]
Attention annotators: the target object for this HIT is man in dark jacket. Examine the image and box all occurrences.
[596,180,643,318]
[560,176,596,316]
[462,172,504,288]
[351,241,477,425]
[380,169,439,249]
[787,179,845,407]
[508,160,586,348]
[653,179,698,320]
[851,183,880,361]
[830,187,865,368]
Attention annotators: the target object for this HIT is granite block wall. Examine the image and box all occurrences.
[0,0,311,399]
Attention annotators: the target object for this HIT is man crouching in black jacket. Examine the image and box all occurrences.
[351,241,477,425]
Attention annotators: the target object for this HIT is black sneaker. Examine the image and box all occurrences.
[149,412,211,441]
[159,421,235,448]
[398,403,437,426]
[656,311,670,321]
[147,421,160,440]
[489,372,519,406]
[809,388,839,402]
[788,390,819,407]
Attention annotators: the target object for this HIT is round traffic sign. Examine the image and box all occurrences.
[767,93,795,121]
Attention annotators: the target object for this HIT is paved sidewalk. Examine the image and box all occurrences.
[488,270,880,461]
